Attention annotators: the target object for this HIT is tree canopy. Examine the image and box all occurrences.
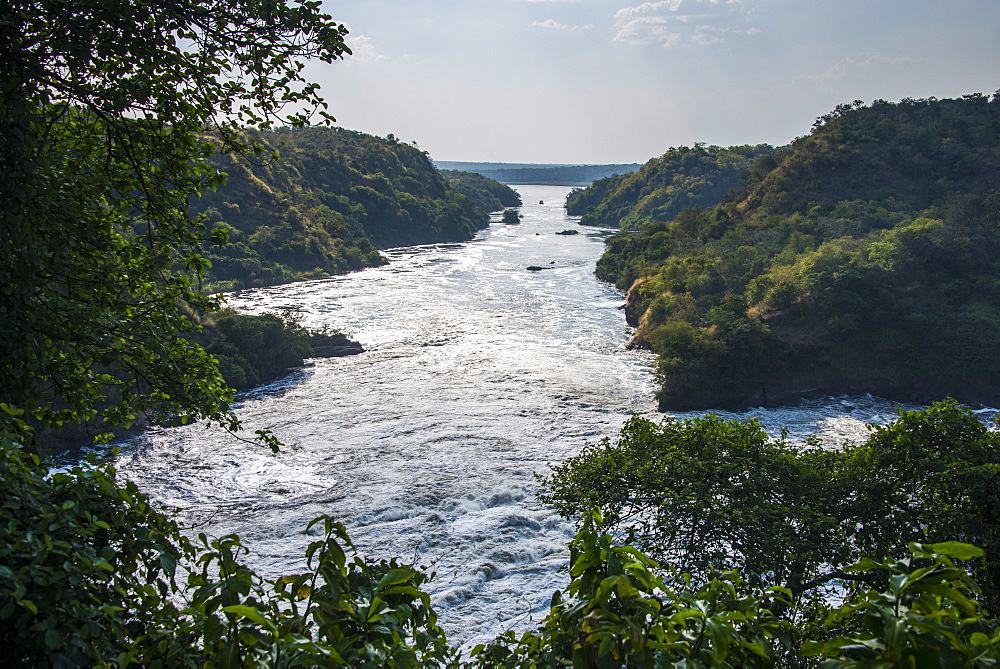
[542,401,1000,650]
[566,144,776,229]
[0,0,349,436]
[193,129,494,291]
[440,169,522,213]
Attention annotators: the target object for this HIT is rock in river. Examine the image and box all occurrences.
[310,332,365,357]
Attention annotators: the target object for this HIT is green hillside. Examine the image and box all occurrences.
[592,93,1000,410]
[440,169,522,211]
[566,144,777,228]
[194,128,492,289]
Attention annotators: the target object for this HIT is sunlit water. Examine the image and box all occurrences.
[112,185,975,648]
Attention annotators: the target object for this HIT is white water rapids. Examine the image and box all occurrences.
[112,185,947,648]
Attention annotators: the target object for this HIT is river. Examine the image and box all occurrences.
[114,185,937,648]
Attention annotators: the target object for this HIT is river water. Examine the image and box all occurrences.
[114,185,943,648]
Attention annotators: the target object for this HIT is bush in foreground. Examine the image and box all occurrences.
[4,402,1000,666]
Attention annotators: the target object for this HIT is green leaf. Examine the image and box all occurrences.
[222,604,273,630]
[925,542,984,560]
[45,628,62,650]
[844,557,881,573]
[159,552,178,578]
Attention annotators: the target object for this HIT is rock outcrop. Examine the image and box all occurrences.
[310,333,365,358]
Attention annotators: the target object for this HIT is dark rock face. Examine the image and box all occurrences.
[622,285,646,328]
[656,373,1000,413]
[310,333,365,358]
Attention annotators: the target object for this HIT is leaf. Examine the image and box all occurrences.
[844,557,882,573]
[377,568,416,590]
[705,618,731,662]
[925,542,984,560]
[45,628,62,650]
[222,604,272,629]
[160,552,178,578]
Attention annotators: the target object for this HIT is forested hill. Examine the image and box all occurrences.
[194,127,491,289]
[593,93,1000,410]
[440,169,523,211]
[435,161,640,186]
[565,144,777,228]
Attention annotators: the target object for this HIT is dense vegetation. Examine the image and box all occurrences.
[501,208,523,225]
[4,0,1000,662]
[589,94,1000,409]
[200,310,315,391]
[6,402,1000,666]
[440,169,522,212]
[0,0,354,441]
[565,144,777,228]
[435,161,641,186]
[196,129,493,291]
[544,400,1000,617]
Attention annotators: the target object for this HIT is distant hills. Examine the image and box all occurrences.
[434,161,641,186]
[575,93,1000,410]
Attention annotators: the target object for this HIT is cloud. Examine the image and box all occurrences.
[531,18,591,30]
[615,0,685,17]
[532,18,569,29]
[613,0,752,48]
[691,25,728,45]
[613,17,682,47]
[344,35,387,65]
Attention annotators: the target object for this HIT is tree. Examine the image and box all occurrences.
[542,401,1000,617]
[0,0,350,439]
[501,208,522,224]
[472,513,1000,668]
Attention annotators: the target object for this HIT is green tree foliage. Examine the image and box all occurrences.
[501,208,523,224]
[592,95,1000,409]
[195,130,492,291]
[473,513,1000,667]
[201,310,314,391]
[472,510,791,668]
[0,408,195,666]
[440,169,523,212]
[543,401,1000,617]
[802,542,1000,667]
[566,144,777,229]
[0,0,349,436]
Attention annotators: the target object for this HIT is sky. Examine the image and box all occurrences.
[306,0,1000,164]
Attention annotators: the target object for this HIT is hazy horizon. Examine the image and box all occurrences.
[309,0,999,165]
